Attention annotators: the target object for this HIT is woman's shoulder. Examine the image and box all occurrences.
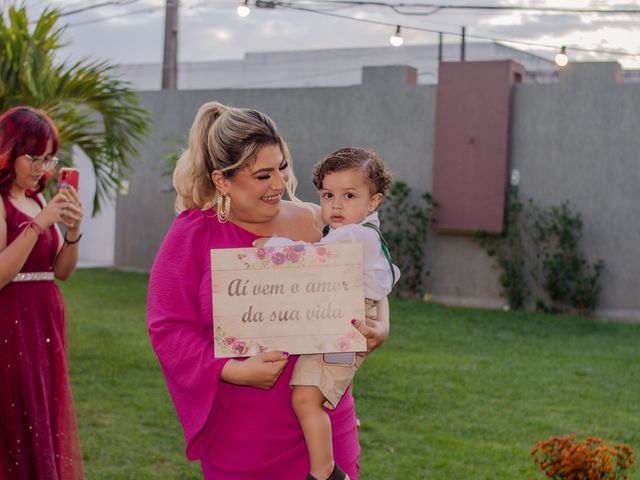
[278,201,323,242]
[281,201,321,226]
[282,200,319,214]
[154,209,212,270]
[167,208,211,241]
[175,208,208,224]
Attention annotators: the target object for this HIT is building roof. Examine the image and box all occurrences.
[115,42,560,90]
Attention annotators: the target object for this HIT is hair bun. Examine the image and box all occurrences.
[200,101,228,125]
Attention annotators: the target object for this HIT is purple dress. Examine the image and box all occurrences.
[147,209,360,479]
[0,193,84,480]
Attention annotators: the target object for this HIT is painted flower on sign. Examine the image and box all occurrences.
[240,244,340,268]
[285,246,303,263]
[271,252,286,265]
[215,326,269,356]
[231,341,249,356]
[334,330,360,352]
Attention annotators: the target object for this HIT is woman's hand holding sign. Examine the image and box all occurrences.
[221,351,290,389]
[352,296,390,357]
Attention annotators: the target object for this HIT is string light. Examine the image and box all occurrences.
[252,1,639,62]
[389,25,403,47]
[237,0,251,17]
[555,46,569,67]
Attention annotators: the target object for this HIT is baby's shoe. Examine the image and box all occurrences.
[305,463,350,480]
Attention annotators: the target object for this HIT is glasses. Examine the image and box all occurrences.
[25,154,59,172]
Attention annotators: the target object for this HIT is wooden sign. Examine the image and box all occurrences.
[211,244,367,358]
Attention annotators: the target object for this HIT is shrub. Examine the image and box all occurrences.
[379,181,435,298]
[530,202,604,314]
[475,186,528,310]
[476,187,604,315]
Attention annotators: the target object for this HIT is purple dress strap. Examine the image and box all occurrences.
[1,193,58,272]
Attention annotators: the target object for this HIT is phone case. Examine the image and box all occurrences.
[322,352,356,366]
[58,168,80,191]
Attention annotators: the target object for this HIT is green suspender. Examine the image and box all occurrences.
[322,222,396,287]
[362,222,396,287]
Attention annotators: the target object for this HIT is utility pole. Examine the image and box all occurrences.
[162,0,178,90]
[460,26,466,61]
[438,32,443,62]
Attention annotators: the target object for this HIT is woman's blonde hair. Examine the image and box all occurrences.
[173,101,298,212]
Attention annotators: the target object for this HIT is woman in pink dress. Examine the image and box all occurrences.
[0,107,85,479]
[147,101,390,479]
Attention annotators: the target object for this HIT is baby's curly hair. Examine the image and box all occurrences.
[312,147,392,196]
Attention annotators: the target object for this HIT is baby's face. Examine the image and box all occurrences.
[319,168,382,229]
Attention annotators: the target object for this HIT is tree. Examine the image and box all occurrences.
[0,6,150,214]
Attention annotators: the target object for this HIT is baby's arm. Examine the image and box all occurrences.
[254,236,307,248]
[255,226,359,248]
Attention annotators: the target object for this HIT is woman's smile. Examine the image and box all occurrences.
[261,193,282,204]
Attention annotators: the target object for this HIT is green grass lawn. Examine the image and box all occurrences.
[60,269,640,479]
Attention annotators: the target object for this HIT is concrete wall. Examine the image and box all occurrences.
[510,62,640,320]
[115,63,640,321]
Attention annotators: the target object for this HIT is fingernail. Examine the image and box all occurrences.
[283,352,289,358]
[351,319,358,325]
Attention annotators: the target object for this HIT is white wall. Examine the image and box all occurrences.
[75,146,116,268]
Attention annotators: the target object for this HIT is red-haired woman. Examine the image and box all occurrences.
[0,107,85,479]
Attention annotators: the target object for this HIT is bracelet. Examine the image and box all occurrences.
[64,232,83,244]
[18,221,45,237]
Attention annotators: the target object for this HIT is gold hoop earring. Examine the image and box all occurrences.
[217,193,231,223]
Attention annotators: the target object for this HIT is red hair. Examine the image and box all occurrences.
[0,106,59,196]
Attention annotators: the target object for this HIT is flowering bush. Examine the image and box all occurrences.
[532,434,635,480]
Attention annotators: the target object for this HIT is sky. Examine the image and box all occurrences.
[16,0,640,69]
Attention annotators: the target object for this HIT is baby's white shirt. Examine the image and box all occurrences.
[264,212,400,300]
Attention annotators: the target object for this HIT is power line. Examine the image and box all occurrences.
[303,1,640,15]
[59,0,139,17]
[67,6,161,26]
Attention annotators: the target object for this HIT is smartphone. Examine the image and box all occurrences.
[322,352,356,366]
[58,168,80,191]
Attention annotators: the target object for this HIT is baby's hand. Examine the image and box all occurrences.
[252,237,269,248]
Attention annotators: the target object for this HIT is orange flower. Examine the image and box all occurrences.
[532,435,635,480]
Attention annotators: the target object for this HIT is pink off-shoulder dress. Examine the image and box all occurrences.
[147,209,360,479]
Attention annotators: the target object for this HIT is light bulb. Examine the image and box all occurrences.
[389,25,403,47]
[237,1,250,17]
[555,46,568,67]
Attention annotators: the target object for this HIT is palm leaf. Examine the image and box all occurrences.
[0,6,150,214]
